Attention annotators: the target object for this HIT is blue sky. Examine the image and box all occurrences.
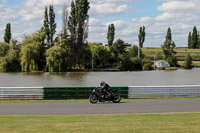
[1,0,200,47]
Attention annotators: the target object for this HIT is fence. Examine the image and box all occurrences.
[129,85,200,99]
[0,87,43,100]
[1,85,200,100]
[0,86,128,100]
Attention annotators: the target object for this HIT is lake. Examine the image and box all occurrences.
[0,69,200,87]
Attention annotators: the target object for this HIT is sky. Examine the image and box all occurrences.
[0,0,200,47]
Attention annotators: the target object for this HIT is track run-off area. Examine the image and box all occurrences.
[0,99,200,116]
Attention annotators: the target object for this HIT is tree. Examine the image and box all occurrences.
[0,42,10,71]
[107,23,115,47]
[188,26,200,49]
[120,55,134,71]
[43,5,56,47]
[4,23,11,43]
[68,0,90,67]
[20,28,46,72]
[138,26,145,48]
[0,41,20,72]
[182,54,193,69]
[0,42,10,57]
[81,46,92,69]
[68,1,77,67]
[43,7,50,46]
[110,39,126,64]
[142,59,153,70]
[111,39,126,56]
[188,32,192,48]
[49,5,56,47]
[121,56,142,71]
[131,58,142,70]
[62,3,69,38]
[168,56,177,67]
[197,32,200,49]
[161,27,177,67]
[68,1,77,43]
[128,45,144,58]
[191,26,198,49]
[162,27,176,58]
[90,44,110,68]
[49,29,72,72]
[46,45,69,72]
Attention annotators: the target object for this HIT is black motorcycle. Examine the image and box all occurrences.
[89,88,121,104]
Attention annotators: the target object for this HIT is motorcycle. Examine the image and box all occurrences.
[89,87,121,104]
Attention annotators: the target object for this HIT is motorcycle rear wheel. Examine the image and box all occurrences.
[89,94,98,104]
[112,94,121,103]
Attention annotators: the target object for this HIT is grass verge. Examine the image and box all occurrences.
[0,113,200,133]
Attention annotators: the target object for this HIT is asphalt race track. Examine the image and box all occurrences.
[0,99,200,116]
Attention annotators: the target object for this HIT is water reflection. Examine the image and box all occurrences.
[0,69,200,87]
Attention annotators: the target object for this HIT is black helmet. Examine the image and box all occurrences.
[100,81,105,86]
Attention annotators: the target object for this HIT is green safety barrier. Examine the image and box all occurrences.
[43,86,129,100]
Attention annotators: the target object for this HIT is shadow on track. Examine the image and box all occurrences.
[96,101,127,104]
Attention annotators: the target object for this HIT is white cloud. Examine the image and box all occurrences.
[155,12,198,22]
[157,1,196,12]
[89,18,104,27]
[139,16,154,23]
[90,0,139,4]
[23,0,70,9]
[1,0,200,47]
[19,10,44,21]
[90,3,132,16]
[0,5,19,20]
[89,18,107,33]
[109,20,128,30]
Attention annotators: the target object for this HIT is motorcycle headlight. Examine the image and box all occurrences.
[92,89,95,93]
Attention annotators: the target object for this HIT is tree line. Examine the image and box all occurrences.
[0,0,193,72]
[1,0,91,72]
[188,26,200,49]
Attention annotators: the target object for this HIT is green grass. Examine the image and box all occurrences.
[178,61,200,67]
[0,113,200,133]
[142,47,200,53]
[142,48,200,60]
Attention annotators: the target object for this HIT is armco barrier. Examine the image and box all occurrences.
[43,86,129,99]
[1,85,200,100]
[0,87,43,100]
[0,86,128,100]
[128,85,200,99]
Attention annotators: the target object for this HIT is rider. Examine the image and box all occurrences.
[100,81,112,99]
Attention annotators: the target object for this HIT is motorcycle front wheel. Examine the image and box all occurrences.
[89,94,98,104]
[112,94,121,103]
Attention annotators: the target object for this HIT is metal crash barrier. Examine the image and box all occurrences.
[1,85,200,100]
[0,86,128,100]
[43,86,129,99]
[128,85,200,99]
[0,87,44,100]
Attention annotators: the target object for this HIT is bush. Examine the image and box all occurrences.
[142,59,153,66]
[132,58,142,70]
[182,54,193,69]
[168,56,178,67]
[156,52,163,60]
[143,63,153,71]
[142,59,153,70]
[128,45,145,58]
[120,56,134,71]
